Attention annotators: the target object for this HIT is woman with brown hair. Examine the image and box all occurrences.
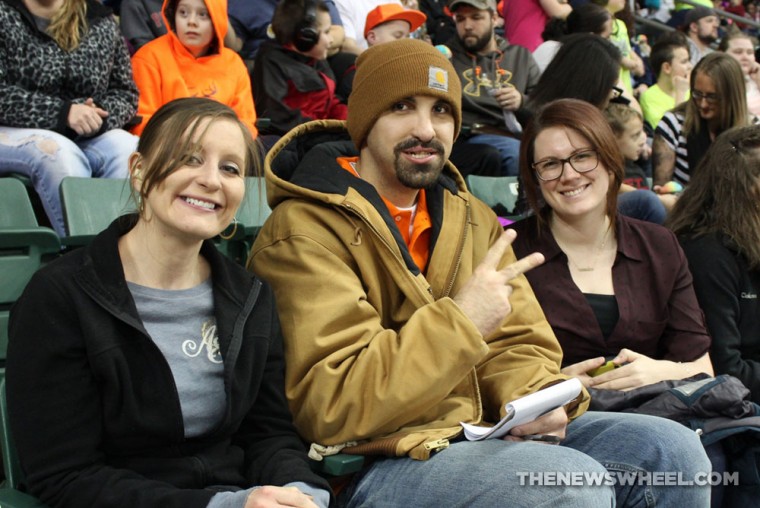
[653,52,749,187]
[6,98,330,508]
[669,125,760,404]
[512,98,712,390]
[0,0,139,236]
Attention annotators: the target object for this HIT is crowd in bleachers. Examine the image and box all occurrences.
[2,0,760,506]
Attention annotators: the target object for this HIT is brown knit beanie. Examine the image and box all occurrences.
[347,38,462,149]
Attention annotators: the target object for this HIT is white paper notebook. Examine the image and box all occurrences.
[461,377,583,441]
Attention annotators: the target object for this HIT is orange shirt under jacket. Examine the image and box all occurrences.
[337,156,431,272]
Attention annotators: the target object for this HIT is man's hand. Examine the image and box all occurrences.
[245,486,319,508]
[68,98,108,137]
[453,229,544,338]
[491,85,522,111]
[504,407,568,443]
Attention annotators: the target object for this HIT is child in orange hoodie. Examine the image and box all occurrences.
[130,0,257,136]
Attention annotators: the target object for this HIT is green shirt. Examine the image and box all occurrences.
[640,84,674,130]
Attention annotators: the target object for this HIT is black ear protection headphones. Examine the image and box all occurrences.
[293,0,319,52]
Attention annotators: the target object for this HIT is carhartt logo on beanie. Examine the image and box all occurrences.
[347,38,462,149]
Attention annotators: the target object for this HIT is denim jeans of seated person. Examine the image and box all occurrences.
[466,134,521,177]
[0,126,137,237]
[339,411,712,508]
[618,190,668,225]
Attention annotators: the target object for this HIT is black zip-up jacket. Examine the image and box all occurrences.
[680,233,760,404]
[6,216,330,508]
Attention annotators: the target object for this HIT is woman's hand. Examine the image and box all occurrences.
[245,486,319,508]
[68,98,108,136]
[561,357,608,388]
[590,349,676,391]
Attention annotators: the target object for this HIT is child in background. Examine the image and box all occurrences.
[605,103,672,219]
[591,0,646,96]
[639,32,693,130]
[130,0,257,136]
[364,3,426,47]
[253,0,346,139]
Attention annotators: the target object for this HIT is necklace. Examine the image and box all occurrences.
[555,228,611,272]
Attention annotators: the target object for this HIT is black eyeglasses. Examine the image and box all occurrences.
[611,86,623,99]
[532,150,600,182]
[692,90,719,104]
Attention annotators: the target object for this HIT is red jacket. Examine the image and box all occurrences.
[252,40,347,136]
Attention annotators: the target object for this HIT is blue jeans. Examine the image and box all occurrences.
[466,134,521,177]
[0,127,137,236]
[339,412,711,507]
[617,190,667,225]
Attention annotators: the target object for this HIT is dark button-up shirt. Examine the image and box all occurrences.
[512,214,710,367]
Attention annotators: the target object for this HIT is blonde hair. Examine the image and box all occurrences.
[604,103,643,137]
[48,0,88,52]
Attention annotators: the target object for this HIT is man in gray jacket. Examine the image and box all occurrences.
[446,0,540,176]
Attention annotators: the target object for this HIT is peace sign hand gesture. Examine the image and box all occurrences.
[453,229,544,338]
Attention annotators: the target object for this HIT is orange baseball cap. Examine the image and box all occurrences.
[364,4,427,38]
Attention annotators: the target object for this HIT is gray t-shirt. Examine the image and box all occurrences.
[128,279,225,438]
[128,281,330,508]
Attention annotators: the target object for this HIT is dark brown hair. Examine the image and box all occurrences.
[668,125,760,268]
[271,0,329,46]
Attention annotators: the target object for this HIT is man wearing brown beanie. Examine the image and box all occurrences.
[249,38,710,507]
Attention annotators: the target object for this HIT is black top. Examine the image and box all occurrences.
[6,216,330,508]
[680,233,760,404]
[584,293,620,341]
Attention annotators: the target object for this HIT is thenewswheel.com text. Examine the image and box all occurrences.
[517,471,738,487]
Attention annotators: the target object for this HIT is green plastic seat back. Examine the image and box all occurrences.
[60,177,133,243]
[466,175,519,215]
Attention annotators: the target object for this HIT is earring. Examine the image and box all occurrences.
[219,217,239,240]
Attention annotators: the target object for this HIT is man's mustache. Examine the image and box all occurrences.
[395,138,445,156]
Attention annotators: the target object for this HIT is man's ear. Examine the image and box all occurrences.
[366,30,376,46]
[662,61,673,77]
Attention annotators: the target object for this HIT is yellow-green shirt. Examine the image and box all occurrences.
[610,19,633,96]
[675,0,712,10]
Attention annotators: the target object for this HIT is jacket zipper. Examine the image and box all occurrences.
[443,202,470,298]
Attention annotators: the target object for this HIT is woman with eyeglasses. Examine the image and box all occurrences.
[669,125,760,404]
[524,34,665,224]
[512,99,713,391]
[653,52,749,189]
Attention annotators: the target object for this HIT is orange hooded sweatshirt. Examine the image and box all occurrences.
[130,0,257,136]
